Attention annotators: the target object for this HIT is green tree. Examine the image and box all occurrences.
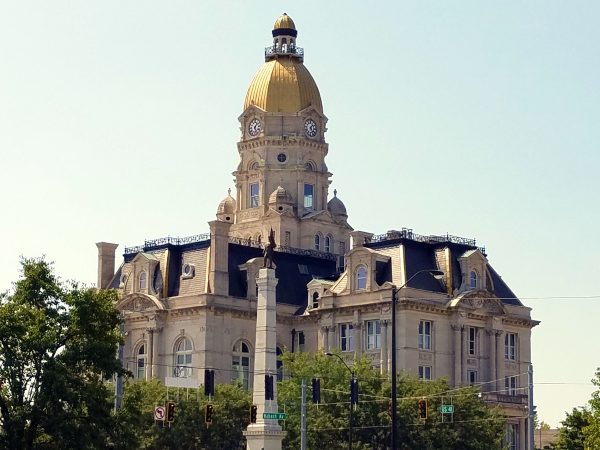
[583,369,600,448]
[114,379,251,449]
[278,350,506,450]
[0,258,127,450]
[553,407,591,450]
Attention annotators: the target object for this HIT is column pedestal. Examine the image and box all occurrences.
[244,268,285,450]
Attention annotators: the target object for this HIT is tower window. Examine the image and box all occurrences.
[277,153,287,163]
[312,292,319,308]
[250,183,259,208]
[325,235,332,253]
[304,184,314,209]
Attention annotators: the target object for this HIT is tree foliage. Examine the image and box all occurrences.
[278,350,506,450]
[0,258,125,450]
[114,379,252,449]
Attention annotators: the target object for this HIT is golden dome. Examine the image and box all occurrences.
[273,13,296,30]
[244,58,323,114]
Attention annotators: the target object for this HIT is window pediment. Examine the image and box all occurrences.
[117,293,165,312]
[447,291,506,315]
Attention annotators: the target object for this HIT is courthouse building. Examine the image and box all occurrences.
[96,14,538,449]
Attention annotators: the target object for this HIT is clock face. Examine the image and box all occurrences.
[248,118,261,137]
[304,119,317,138]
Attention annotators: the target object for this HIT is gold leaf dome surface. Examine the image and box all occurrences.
[273,13,296,30]
[244,58,323,114]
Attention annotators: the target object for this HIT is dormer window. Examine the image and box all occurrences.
[470,270,478,289]
[139,271,147,290]
[312,292,319,308]
[356,266,367,290]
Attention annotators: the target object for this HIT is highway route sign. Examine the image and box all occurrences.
[154,405,166,421]
[263,412,287,420]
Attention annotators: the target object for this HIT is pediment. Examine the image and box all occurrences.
[238,104,266,120]
[298,105,327,121]
[447,290,506,315]
[130,252,159,264]
[117,293,165,312]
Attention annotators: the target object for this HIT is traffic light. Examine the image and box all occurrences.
[350,378,359,406]
[205,404,214,424]
[250,405,258,423]
[418,398,428,420]
[204,369,215,397]
[166,401,176,423]
[312,378,321,404]
[265,374,274,400]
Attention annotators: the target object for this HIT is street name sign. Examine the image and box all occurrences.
[263,412,287,420]
[440,405,454,414]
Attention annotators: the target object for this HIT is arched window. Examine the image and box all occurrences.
[314,234,321,251]
[470,271,478,289]
[276,346,284,381]
[232,340,252,389]
[139,271,147,290]
[312,292,319,308]
[174,337,193,378]
[136,344,146,379]
[325,235,332,253]
[356,266,367,290]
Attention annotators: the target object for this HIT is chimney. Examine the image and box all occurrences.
[96,242,119,289]
[350,231,374,249]
[208,220,232,295]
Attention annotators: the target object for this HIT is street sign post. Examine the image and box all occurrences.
[263,412,287,420]
[440,405,454,414]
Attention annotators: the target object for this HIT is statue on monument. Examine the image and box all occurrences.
[263,228,276,269]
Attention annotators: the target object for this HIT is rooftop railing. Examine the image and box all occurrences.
[369,228,486,255]
[125,233,338,261]
[265,45,304,61]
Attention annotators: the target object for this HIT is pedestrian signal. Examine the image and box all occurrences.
[250,405,258,423]
[166,401,176,423]
[205,404,214,424]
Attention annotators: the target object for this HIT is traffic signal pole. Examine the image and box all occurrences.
[300,379,307,450]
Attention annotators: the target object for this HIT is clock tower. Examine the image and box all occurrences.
[217,13,352,255]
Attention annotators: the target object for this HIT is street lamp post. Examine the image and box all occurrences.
[390,269,444,449]
[326,352,355,450]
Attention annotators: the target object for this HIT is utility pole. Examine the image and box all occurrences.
[528,364,535,450]
[300,379,307,450]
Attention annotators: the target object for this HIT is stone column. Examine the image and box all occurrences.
[146,328,154,380]
[380,320,388,374]
[486,329,496,393]
[353,322,362,356]
[462,326,468,384]
[452,324,462,387]
[518,419,527,450]
[328,326,336,351]
[244,268,285,450]
[321,326,329,351]
[496,331,505,392]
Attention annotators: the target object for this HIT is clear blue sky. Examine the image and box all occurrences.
[1,1,598,427]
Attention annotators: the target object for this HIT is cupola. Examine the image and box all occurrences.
[216,189,236,222]
[327,189,348,220]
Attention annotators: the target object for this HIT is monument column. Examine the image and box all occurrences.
[244,268,285,450]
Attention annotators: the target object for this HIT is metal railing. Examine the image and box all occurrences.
[124,234,210,254]
[370,228,486,255]
[265,45,304,60]
[125,233,338,261]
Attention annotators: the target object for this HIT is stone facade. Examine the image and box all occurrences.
[97,13,538,450]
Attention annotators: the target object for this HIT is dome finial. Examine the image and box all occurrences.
[228,187,231,196]
[334,189,338,197]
